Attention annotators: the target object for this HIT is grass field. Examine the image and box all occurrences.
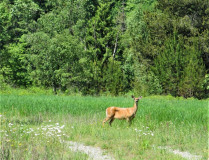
[0,94,208,159]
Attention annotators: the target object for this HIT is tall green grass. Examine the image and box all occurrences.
[1,95,207,125]
[0,94,208,159]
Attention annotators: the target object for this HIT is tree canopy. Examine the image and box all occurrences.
[0,0,208,98]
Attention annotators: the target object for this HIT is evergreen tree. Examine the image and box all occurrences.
[85,0,119,94]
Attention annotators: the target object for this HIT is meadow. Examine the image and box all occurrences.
[0,93,208,159]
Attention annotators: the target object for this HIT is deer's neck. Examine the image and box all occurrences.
[132,101,138,114]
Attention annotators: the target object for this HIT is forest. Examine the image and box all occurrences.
[0,0,209,98]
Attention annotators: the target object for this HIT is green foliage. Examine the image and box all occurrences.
[84,0,126,95]
[102,57,125,95]
[124,0,208,98]
[10,0,41,40]
[153,35,206,98]
[6,42,31,86]
[0,0,208,98]
[25,30,86,93]
[0,0,11,48]
[0,40,31,87]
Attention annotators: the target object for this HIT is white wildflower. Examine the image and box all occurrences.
[60,125,65,129]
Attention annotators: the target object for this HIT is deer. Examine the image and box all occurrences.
[103,96,142,126]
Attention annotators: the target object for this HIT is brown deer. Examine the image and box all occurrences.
[103,96,142,126]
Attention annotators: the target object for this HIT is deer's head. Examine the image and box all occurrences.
[131,95,142,102]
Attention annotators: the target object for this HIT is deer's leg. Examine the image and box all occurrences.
[128,115,135,126]
[109,118,115,126]
[126,118,132,126]
[126,118,130,124]
[129,119,132,126]
[103,117,111,126]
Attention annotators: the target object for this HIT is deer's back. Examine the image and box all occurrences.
[106,107,133,119]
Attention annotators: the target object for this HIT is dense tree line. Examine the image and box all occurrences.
[0,0,208,98]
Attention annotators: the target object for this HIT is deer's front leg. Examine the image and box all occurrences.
[126,118,131,125]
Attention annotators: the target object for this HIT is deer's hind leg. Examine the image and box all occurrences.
[103,107,115,126]
[103,115,115,126]
[109,118,115,126]
[103,116,111,126]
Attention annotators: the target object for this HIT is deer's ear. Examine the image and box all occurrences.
[139,96,142,99]
[131,95,135,98]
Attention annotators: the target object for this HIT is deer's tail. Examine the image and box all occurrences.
[106,107,118,117]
